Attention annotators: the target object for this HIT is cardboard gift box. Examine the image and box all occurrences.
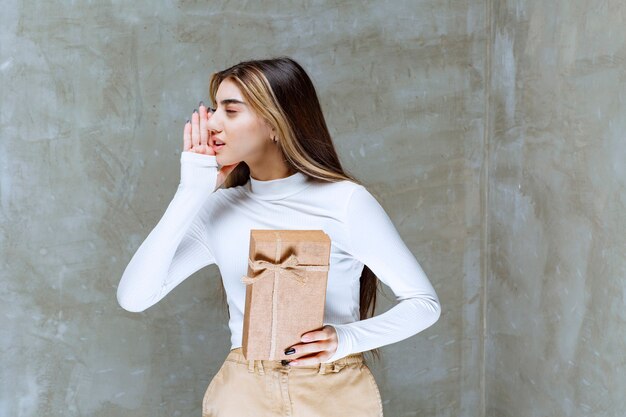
[240,229,331,361]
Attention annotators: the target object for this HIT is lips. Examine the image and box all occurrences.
[212,137,225,151]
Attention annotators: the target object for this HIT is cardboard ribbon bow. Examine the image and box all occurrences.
[241,253,327,286]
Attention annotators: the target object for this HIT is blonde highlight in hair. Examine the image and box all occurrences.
[207,57,383,363]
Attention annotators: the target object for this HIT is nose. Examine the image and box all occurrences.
[206,109,222,135]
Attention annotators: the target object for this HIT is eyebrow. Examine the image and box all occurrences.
[217,98,247,106]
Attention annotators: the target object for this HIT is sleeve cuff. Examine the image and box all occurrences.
[179,151,219,191]
[322,322,353,363]
[180,151,218,167]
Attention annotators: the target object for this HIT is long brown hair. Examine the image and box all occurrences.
[208,56,382,363]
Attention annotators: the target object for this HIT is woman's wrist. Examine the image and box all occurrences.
[179,151,219,191]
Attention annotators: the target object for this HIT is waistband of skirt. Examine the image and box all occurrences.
[226,347,364,368]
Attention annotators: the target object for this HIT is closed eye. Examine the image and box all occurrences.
[208,107,236,114]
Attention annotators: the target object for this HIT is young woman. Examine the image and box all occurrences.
[117,57,441,417]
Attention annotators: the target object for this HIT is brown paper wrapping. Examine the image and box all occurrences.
[240,229,331,361]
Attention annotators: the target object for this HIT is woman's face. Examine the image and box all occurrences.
[206,79,274,167]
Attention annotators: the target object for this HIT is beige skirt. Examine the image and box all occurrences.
[202,347,384,417]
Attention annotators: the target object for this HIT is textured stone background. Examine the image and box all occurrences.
[486,1,626,416]
[1,1,624,416]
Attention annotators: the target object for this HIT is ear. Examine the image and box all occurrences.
[266,124,277,141]
[262,117,276,134]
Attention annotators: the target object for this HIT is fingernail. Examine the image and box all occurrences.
[284,348,295,355]
[186,119,190,124]
[193,108,198,113]
[199,100,204,107]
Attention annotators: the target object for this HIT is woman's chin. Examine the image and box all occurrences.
[215,154,234,166]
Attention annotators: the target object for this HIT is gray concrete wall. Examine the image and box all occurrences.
[486,1,626,416]
[2,1,623,416]
[0,2,485,415]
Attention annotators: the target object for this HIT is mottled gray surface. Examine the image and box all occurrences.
[486,1,626,416]
[1,0,623,416]
[1,2,481,415]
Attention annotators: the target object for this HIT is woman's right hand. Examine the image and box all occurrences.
[183,103,240,189]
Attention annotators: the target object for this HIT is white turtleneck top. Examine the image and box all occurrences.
[117,151,441,363]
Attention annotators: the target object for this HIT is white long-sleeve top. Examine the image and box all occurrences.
[117,151,441,363]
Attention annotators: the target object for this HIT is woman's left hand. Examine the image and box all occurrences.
[285,325,338,366]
